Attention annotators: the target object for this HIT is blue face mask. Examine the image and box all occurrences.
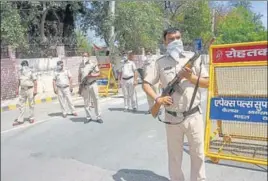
[166,39,184,61]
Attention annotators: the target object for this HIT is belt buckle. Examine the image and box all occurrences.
[176,112,184,119]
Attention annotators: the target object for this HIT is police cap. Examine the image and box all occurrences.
[21,60,29,66]
[57,60,63,65]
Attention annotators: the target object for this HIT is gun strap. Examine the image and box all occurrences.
[188,56,203,111]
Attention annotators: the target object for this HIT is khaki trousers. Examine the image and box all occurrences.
[17,87,35,122]
[57,87,76,115]
[121,78,137,109]
[82,82,101,119]
[165,112,206,181]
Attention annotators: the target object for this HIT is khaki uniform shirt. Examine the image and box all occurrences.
[79,61,100,83]
[120,60,137,79]
[144,51,209,113]
[143,55,160,88]
[53,69,71,88]
[19,68,37,88]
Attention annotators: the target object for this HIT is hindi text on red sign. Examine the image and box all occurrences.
[212,43,267,63]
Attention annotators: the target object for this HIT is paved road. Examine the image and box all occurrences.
[1,85,267,181]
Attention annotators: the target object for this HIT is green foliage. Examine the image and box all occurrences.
[176,0,213,45]
[115,2,163,53]
[75,30,92,54]
[215,7,267,44]
[1,2,27,48]
[81,2,163,53]
[80,2,110,45]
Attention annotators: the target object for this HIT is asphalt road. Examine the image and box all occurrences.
[1,85,267,181]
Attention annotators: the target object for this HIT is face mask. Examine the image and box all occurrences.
[123,56,128,62]
[83,57,89,64]
[57,65,63,70]
[166,39,184,61]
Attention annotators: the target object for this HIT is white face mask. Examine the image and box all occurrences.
[83,57,89,64]
[22,66,29,74]
[166,39,184,61]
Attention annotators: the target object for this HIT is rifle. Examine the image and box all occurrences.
[150,52,201,118]
[150,37,216,118]
[78,64,97,95]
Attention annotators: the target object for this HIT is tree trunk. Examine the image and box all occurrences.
[40,3,49,43]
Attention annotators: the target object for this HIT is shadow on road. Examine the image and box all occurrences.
[74,105,85,108]
[108,108,149,114]
[205,160,267,172]
[112,169,169,181]
[47,112,63,117]
[69,117,102,124]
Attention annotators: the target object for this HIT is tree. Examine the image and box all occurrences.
[180,1,213,45]
[7,1,86,57]
[80,1,110,46]
[215,6,267,44]
[1,2,27,48]
[114,1,163,53]
[229,0,252,10]
[81,2,164,53]
[75,30,92,54]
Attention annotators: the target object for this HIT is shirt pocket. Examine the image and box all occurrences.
[160,67,176,84]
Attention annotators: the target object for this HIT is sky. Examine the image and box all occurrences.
[251,1,267,29]
[87,1,268,46]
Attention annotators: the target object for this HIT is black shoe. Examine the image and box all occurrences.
[97,119,103,124]
[84,117,92,124]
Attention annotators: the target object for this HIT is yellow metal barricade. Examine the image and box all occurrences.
[204,41,268,165]
[98,63,119,97]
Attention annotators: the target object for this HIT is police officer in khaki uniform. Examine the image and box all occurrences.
[53,60,78,118]
[78,53,102,123]
[79,52,94,107]
[13,60,37,126]
[118,51,138,112]
[143,50,161,114]
[143,28,209,181]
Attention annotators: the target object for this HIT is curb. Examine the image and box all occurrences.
[0,91,121,113]
[1,92,80,113]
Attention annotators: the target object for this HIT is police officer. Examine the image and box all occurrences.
[53,60,78,118]
[143,28,209,181]
[13,60,37,126]
[119,51,138,112]
[79,52,94,107]
[78,53,102,123]
[143,50,161,114]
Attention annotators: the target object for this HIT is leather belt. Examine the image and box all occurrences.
[57,85,69,88]
[166,106,199,118]
[21,86,33,90]
[85,80,96,86]
[122,76,134,80]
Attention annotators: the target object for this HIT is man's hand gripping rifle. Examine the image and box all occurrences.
[150,52,201,118]
[78,65,97,95]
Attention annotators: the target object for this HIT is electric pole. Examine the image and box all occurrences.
[109,1,115,62]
